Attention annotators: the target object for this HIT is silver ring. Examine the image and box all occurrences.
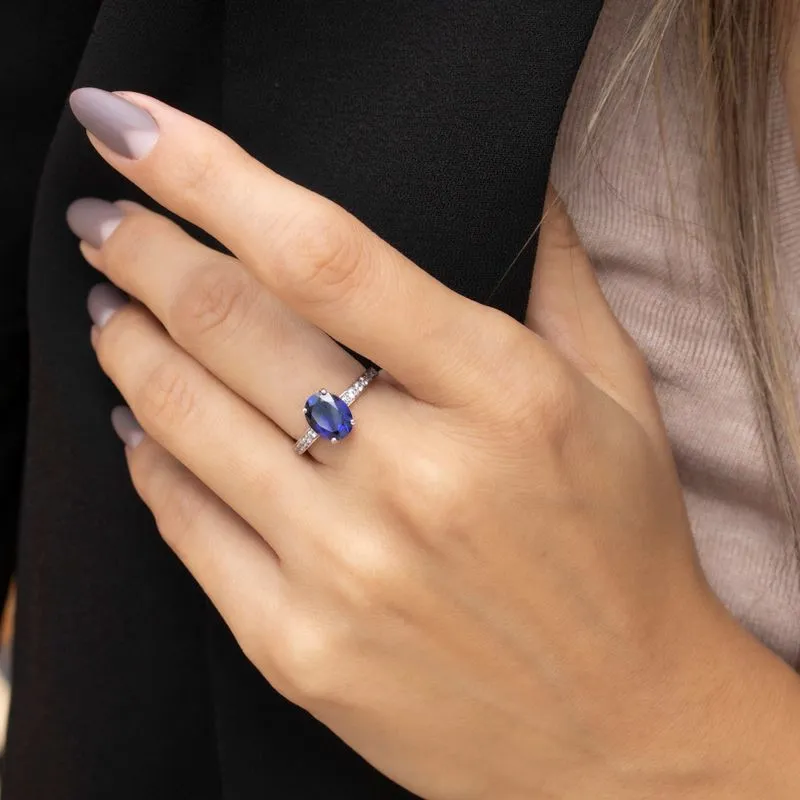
[294,366,380,455]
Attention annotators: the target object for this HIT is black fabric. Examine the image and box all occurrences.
[2,1,601,797]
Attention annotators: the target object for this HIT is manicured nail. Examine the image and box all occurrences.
[111,406,145,449]
[69,88,159,159]
[87,283,128,328]
[67,198,124,248]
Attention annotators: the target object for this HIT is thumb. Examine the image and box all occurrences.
[527,185,667,445]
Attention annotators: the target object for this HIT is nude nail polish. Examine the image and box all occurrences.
[111,406,145,449]
[69,87,159,159]
[67,198,124,248]
[87,283,128,328]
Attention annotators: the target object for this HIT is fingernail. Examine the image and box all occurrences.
[87,283,128,328]
[67,198,124,248]
[69,88,159,159]
[111,406,145,449]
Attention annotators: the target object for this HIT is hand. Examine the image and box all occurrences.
[67,88,800,800]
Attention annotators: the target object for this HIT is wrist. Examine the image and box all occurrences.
[500,592,800,800]
[570,590,800,800]
[664,598,800,800]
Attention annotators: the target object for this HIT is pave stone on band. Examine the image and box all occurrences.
[294,366,380,455]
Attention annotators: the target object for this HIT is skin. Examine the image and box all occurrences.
[70,92,800,799]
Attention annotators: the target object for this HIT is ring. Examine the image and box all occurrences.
[294,366,381,455]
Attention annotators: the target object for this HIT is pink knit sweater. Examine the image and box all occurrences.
[551,0,800,667]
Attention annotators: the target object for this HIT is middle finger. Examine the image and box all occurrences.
[68,198,402,465]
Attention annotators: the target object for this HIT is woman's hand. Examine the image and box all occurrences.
[67,88,800,800]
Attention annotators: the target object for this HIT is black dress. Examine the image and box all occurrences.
[2,1,601,796]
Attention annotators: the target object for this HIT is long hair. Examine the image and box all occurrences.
[590,0,800,540]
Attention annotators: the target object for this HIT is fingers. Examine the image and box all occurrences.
[123,428,287,646]
[90,290,319,558]
[69,88,506,407]
[527,185,666,444]
[69,197,389,465]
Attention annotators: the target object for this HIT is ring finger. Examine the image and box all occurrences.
[89,292,323,560]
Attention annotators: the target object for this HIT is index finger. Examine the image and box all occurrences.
[69,88,512,406]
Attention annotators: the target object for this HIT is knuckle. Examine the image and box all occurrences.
[166,132,249,208]
[127,447,205,555]
[461,307,536,399]
[477,304,524,343]
[394,451,473,543]
[474,311,581,445]
[490,310,540,374]
[273,620,340,705]
[334,537,409,614]
[174,141,223,201]
[135,358,198,433]
[417,464,465,522]
[528,361,580,442]
[170,261,254,343]
[155,486,207,556]
[274,202,365,304]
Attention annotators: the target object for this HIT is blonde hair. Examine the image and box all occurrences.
[592,1,800,539]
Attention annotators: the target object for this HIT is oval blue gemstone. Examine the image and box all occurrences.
[304,391,353,441]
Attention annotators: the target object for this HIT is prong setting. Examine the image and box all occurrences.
[294,367,380,456]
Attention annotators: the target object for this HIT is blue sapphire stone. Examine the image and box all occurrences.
[304,390,353,441]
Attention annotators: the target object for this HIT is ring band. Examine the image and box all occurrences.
[294,366,380,455]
